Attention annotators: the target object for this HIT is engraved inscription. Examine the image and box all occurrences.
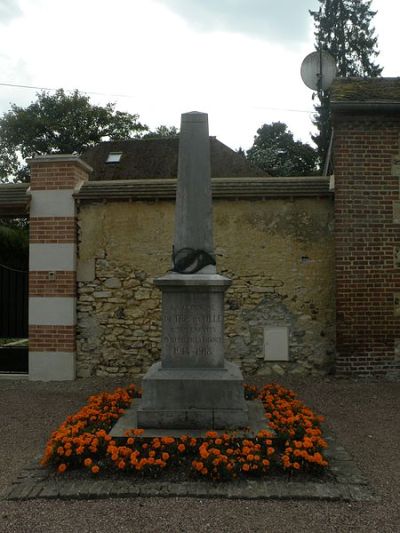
[162,306,224,362]
[166,313,222,325]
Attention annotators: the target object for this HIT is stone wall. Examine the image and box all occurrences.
[76,197,335,378]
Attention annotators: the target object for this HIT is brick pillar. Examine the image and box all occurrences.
[333,111,400,377]
[27,155,91,380]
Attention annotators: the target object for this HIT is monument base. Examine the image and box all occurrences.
[137,360,249,429]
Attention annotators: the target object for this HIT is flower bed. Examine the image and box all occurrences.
[41,383,328,481]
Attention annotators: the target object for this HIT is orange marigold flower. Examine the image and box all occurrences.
[91,465,100,474]
[84,458,93,467]
[177,443,186,453]
[118,460,126,470]
[201,467,208,475]
[214,439,222,446]
[293,462,301,470]
[200,448,209,459]
[57,463,67,473]
[127,438,134,445]
[242,463,250,472]
[162,452,170,461]
[206,431,218,439]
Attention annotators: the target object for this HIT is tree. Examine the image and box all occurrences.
[0,89,148,182]
[142,125,179,139]
[0,218,29,270]
[310,0,382,166]
[246,122,318,177]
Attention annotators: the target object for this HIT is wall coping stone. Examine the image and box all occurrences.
[75,176,333,202]
[27,154,93,174]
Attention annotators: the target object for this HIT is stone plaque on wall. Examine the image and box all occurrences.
[394,293,400,317]
[393,201,400,224]
[395,248,400,268]
[159,284,227,369]
[392,156,400,177]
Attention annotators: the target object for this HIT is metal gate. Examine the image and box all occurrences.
[0,264,28,373]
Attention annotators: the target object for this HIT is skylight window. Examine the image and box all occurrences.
[106,152,122,163]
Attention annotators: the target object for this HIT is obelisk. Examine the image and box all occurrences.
[137,112,248,429]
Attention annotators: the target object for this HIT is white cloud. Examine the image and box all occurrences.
[0,0,398,152]
[0,0,22,24]
[156,0,319,43]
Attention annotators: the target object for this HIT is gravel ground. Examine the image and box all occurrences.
[0,375,399,533]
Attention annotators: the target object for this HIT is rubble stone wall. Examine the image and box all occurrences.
[76,198,335,378]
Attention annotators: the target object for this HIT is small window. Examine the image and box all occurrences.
[106,152,122,163]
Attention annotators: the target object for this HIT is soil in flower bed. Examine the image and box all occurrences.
[41,383,330,483]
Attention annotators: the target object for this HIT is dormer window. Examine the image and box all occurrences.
[106,152,122,163]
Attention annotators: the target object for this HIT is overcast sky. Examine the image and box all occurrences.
[0,0,398,151]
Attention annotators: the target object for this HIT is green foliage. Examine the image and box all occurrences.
[0,89,148,182]
[0,218,29,270]
[142,125,179,139]
[310,0,382,165]
[246,122,318,177]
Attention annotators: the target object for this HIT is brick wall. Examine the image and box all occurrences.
[333,112,400,377]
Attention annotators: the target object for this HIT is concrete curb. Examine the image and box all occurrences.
[1,431,379,503]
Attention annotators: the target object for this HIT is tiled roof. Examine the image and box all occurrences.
[0,183,29,215]
[0,177,332,216]
[81,137,267,180]
[76,177,332,201]
[331,77,400,106]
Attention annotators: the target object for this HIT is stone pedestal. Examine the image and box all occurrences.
[136,273,248,429]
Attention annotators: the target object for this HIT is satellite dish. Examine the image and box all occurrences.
[300,51,337,92]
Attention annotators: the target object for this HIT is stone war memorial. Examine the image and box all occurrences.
[115,111,250,432]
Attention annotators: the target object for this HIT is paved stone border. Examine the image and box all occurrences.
[1,431,379,503]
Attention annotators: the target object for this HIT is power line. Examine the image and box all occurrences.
[0,82,135,99]
[0,81,316,115]
[252,105,315,115]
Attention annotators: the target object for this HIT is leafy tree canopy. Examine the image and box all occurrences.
[142,125,179,139]
[0,218,29,270]
[0,89,148,182]
[310,0,382,77]
[310,0,382,167]
[246,122,318,177]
